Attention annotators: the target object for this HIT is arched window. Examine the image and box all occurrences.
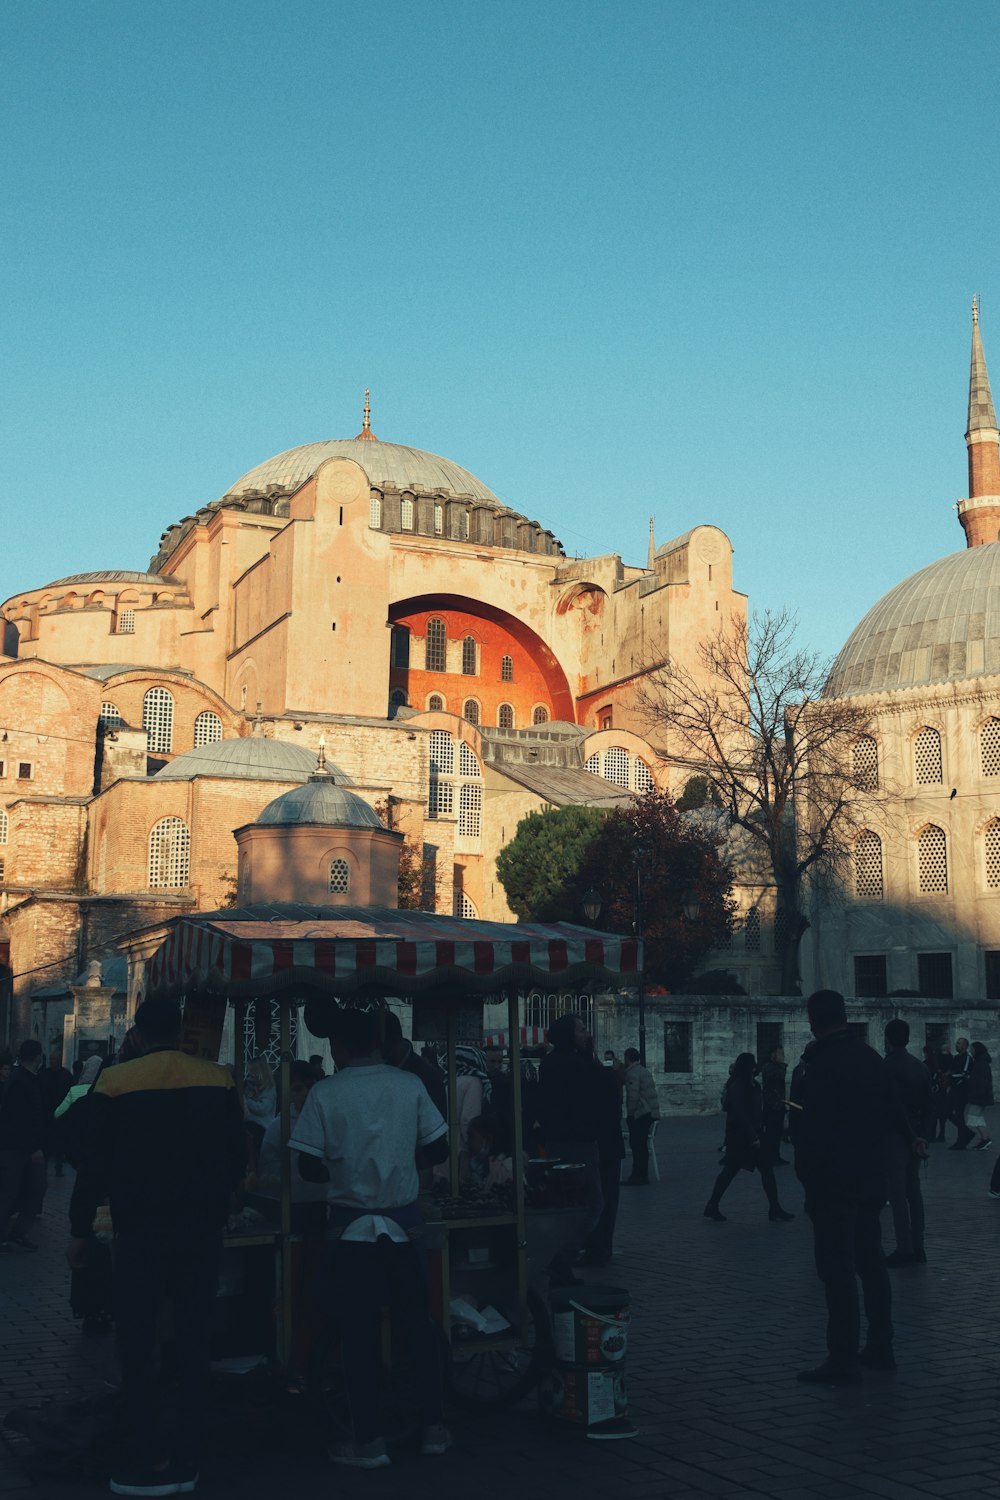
[854,830,884,900]
[99,702,121,729]
[744,908,761,952]
[634,759,654,794]
[852,735,879,791]
[584,753,600,775]
[148,817,190,889]
[604,746,630,788]
[459,742,481,777]
[143,687,174,754]
[532,705,549,725]
[917,824,948,894]
[240,861,250,898]
[774,909,790,953]
[459,783,482,838]
[425,618,446,673]
[498,704,515,730]
[985,820,1000,889]
[913,726,943,785]
[427,695,444,712]
[434,504,444,536]
[981,718,1000,777]
[501,655,514,682]
[400,496,414,529]
[454,890,478,919]
[369,493,382,528]
[193,711,223,747]
[462,636,477,676]
[463,699,480,725]
[0,810,7,844]
[429,730,454,775]
[389,689,408,717]
[329,858,350,894]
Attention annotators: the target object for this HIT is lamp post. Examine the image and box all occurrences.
[583,888,602,926]
[632,850,647,1065]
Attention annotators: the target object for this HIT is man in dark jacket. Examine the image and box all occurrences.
[883,1019,932,1266]
[792,991,898,1384]
[0,1039,46,1251]
[67,998,244,1498]
[947,1037,973,1149]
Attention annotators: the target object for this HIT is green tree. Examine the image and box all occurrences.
[496,804,608,922]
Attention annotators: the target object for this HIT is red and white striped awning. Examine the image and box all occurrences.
[483,1027,549,1049]
[145,903,641,1003]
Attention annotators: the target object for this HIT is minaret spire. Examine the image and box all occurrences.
[646,515,656,571]
[959,297,1000,547]
[355,389,378,442]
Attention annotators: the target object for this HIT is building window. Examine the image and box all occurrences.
[986,951,1000,1001]
[756,1022,783,1063]
[744,908,761,952]
[854,954,887,997]
[400,496,414,530]
[389,690,408,717]
[434,504,444,536]
[427,695,444,712]
[428,778,454,818]
[584,753,600,776]
[391,626,411,669]
[240,861,250,898]
[663,1021,693,1073]
[116,608,135,634]
[0,856,5,883]
[463,699,480,725]
[600,711,613,730]
[16,762,33,781]
[459,783,482,838]
[985,820,1000,889]
[918,951,953,999]
[99,702,121,729]
[453,889,477,919]
[498,703,515,730]
[501,655,513,682]
[148,816,190,889]
[459,742,481,778]
[774,908,790,953]
[532,705,549,725]
[193,711,223,747]
[604,746,630,788]
[143,687,174,754]
[0,810,7,843]
[852,735,879,791]
[329,858,350,894]
[854,830,884,900]
[429,730,454,776]
[917,824,948,893]
[914,726,943,785]
[369,492,382,528]
[425,618,447,673]
[981,717,1000,777]
[634,759,654,793]
[462,636,477,676]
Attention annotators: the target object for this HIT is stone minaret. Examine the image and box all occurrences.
[959,297,1000,547]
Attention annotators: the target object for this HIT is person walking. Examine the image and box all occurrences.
[581,1057,626,1266]
[792,991,904,1384]
[0,1039,46,1251]
[40,1047,73,1177]
[622,1046,660,1185]
[537,1014,605,1283]
[926,1042,950,1143]
[761,1046,790,1165]
[67,998,244,1498]
[947,1037,973,1149]
[882,1019,932,1267]
[703,1053,794,1223]
[964,1042,993,1151]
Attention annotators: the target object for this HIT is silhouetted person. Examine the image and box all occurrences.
[947,1037,972,1149]
[883,1019,932,1266]
[623,1047,660,1185]
[0,1040,46,1250]
[380,1010,447,1119]
[703,1053,794,1223]
[964,1042,993,1150]
[760,1046,789,1165]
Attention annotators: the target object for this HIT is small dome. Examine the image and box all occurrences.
[224,438,500,505]
[256,777,385,829]
[827,543,1000,697]
[155,738,353,784]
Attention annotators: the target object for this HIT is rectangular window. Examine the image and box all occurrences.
[391,626,410,669]
[0,761,5,778]
[925,1021,949,1050]
[846,1021,869,1045]
[16,762,32,781]
[986,952,1000,1001]
[918,951,954,999]
[117,609,135,634]
[663,1021,692,1073]
[0,857,4,882]
[853,954,887,997]
[427,779,453,819]
[755,1022,783,1064]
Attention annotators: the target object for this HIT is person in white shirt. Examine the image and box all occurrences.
[290,1004,450,1471]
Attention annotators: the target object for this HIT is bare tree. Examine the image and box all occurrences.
[636,609,873,993]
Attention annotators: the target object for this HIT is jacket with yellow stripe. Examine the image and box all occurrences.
[69,1047,244,1239]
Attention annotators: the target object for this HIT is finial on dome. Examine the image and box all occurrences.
[317,734,326,770]
[356,390,377,442]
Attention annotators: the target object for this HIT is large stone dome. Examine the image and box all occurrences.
[224,438,501,505]
[256,777,384,829]
[826,543,1000,697]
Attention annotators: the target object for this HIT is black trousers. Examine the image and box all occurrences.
[627,1115,653,1182]
[114,1226,221,1467]
[584,1156,623,1261]
[805,1193,892,1367]
[762,1104,786,1163]
[707,1158,779,1212]
[885,1139,925,1255]
[325,1236,444,1446]
[949,1093,973,1145]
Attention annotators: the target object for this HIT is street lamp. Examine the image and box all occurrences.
[583,888,603,925]
[682,888,701,924]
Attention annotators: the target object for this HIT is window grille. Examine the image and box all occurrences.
[0,811,7,843]
[148,817,190,888]
[434,505,443,535]
[462,510,471,540]
[463,699,480,725]
[501,655,513,682]
[241,862,250,897]
[459,742,481,777]
[329,858,350,894]
[453,890,477,919]
[633,759,654,793]
[914,726,943,785]
[400,496,414,529]
[429,730,454,775]
[193,711,222,747]
[585,753,600,775]
[604,746,630,788]
[852,735,879,790]
[116,608,135,634]
[982,718,1000,777]
[427,695,444,712]
[854,830,884,899]
[917,824,948,893]
[663,1021,693,1073]
[744,908,761,952]
[854,955,888,997]
[462,636,477,676]
[918,951,953,999]
[532,706,549,725]
[0,857,5,882]
[985,821,1000,889]
[425,618,446,672]
[716,924,732,952]
[428,778,453,818]
[369,493,382,528]
[99,702,121,729]
[143,687,174,754]
[498,703,514,730]
[774,908,789,952]
[458,783,482,838]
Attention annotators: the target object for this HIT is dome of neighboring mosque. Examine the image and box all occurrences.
[255,777,384,829]
[826,543,1000,697]
[224,438,501,505]
[154,738,353,784]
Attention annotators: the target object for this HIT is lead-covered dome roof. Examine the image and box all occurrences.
[826,543,1000,697]
[224,438,501,505]
[256,777,384,829]
[155,738,354,784]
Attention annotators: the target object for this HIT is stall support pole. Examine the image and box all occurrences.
[446,1004,460,1193]
[506,989,529,1327]
[278,1000,292,1371]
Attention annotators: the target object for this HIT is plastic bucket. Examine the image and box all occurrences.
[538,1365,629,1428]
[549,1285,630,1367]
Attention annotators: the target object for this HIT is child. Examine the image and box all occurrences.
[462,1115,513,1190]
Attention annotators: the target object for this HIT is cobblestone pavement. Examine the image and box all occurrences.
[3,1116,1000,1499]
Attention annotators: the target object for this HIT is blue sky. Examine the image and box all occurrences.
[2,0,998,664]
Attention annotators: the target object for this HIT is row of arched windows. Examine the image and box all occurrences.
[852,820,1000,899]
[584,748,655,793]
[421,619,516,683]
[427,731,483,841]
[852,719,1000,790]
[101,690,223,755]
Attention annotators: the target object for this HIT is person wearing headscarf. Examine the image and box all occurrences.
[703,1053,794,1223]
[438,1045,491,1153]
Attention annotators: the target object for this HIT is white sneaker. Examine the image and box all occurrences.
[329,1439,390,1469]
[421,1425,453,1456]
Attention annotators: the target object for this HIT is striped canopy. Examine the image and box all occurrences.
[145,903,641,1002]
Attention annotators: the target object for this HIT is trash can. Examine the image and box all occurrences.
[540,1285,637,1439]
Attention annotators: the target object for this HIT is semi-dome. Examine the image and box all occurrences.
[155,738,353,784]
[256,777,384,828]
[224,438,501,505]
[826,543,1000,697]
